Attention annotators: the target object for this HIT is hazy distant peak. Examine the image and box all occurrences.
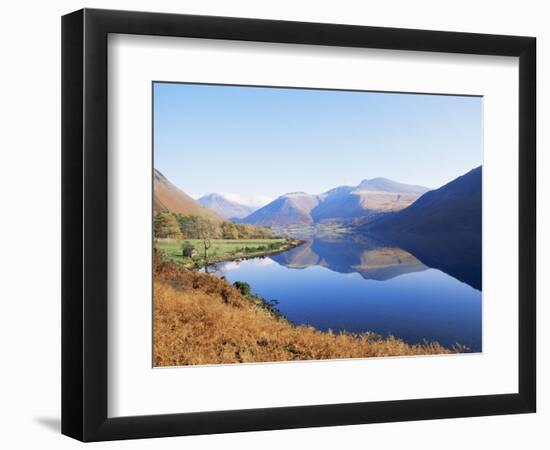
[199,192,224,200]
[197,192,259,220]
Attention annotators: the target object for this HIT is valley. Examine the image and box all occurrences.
[151,165,483,362]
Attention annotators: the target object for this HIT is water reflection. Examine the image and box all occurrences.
[271,232,481,290]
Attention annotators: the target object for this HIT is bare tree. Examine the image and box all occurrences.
[192,217,219,271]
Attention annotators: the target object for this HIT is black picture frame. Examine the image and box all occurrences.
[61,8,536,442]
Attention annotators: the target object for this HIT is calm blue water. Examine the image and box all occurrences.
[211,235,482,352]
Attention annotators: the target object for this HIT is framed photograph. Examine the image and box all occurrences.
[62,8,536,441]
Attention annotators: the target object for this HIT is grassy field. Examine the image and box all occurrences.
[155,238,298,269]
[153,254,453,366]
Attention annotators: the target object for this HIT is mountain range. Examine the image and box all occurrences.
[242,178,430,227]
[153,167,481,238]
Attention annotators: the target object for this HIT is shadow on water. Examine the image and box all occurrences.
[365,231,482,291]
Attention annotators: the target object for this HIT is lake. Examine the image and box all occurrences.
[210,233,482,352]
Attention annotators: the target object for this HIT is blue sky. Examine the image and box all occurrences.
[154,82,482,203]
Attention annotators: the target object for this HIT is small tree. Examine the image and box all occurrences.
[153,212,182,239]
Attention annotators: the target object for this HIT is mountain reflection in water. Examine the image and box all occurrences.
[271,232,481,290]
[270,235,428,282]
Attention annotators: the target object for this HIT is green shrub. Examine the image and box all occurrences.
[233,281,251,297]
[181,241,195,257]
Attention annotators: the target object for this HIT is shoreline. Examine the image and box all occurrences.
[203,238,305,269]
[155,237,305,271]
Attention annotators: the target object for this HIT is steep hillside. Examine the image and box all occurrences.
[153,169,222,221]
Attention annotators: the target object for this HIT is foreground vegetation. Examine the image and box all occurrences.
[153,253,454,366]
[155,237,301,270]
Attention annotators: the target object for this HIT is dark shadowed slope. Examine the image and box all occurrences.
[197,193,257,220]
[366,166,482,233]
[153,169,222,221]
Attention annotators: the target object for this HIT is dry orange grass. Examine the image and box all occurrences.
[153,255,452,366]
